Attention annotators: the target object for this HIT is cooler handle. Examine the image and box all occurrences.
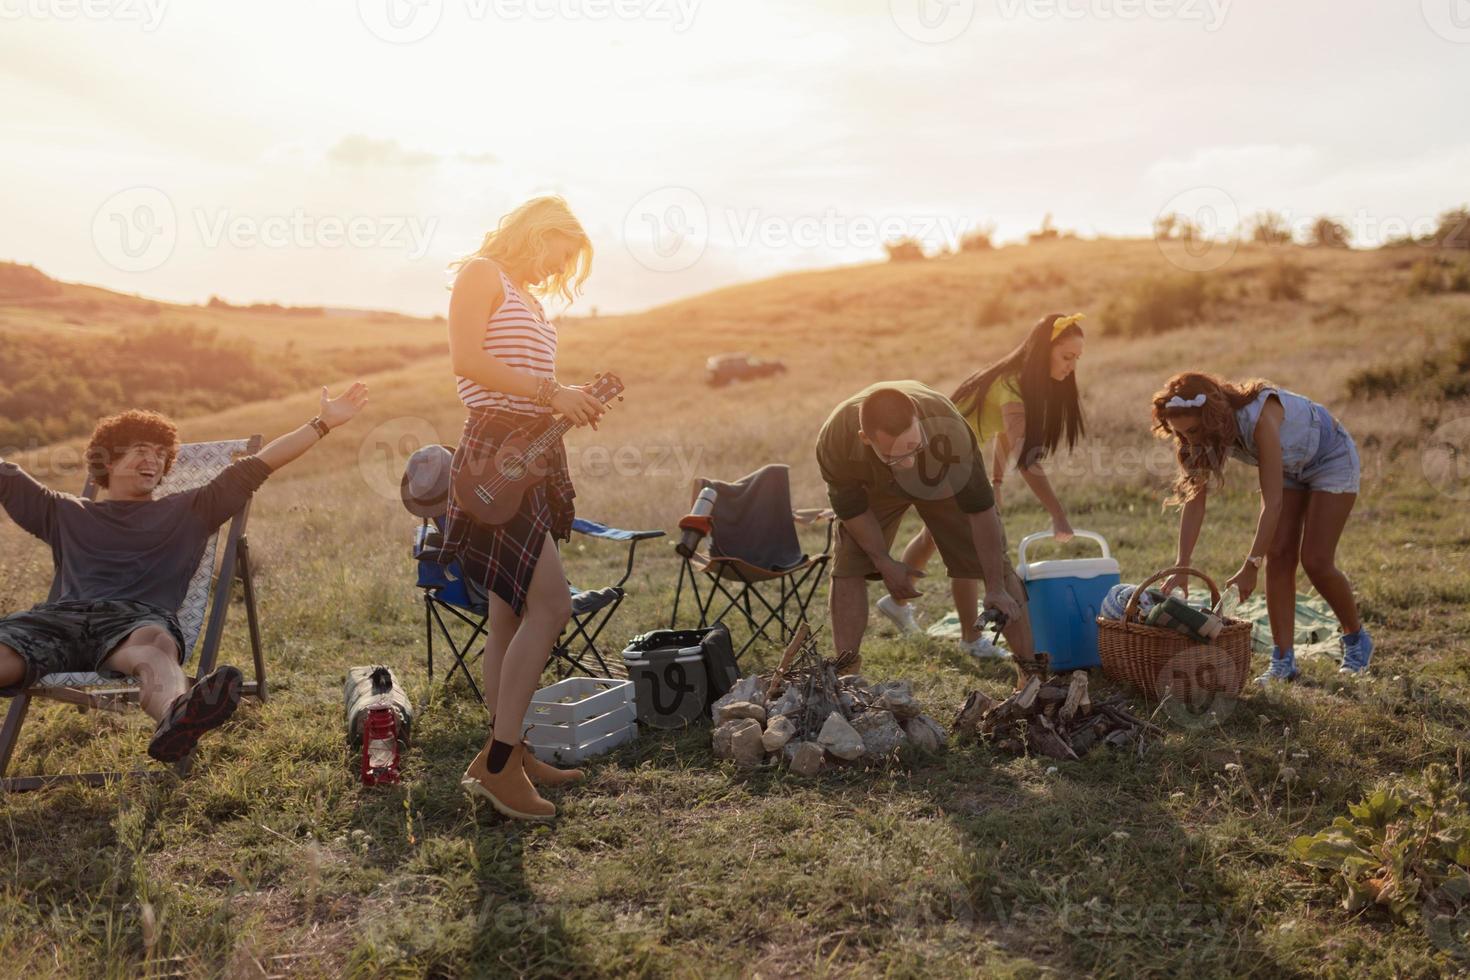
[1017,529,1111,574]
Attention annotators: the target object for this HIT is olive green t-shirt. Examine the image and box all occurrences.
[814,380,995,521]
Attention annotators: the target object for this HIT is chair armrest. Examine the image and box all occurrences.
[570,519,665,587]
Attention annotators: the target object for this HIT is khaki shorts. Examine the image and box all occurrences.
[832,493,1019,587]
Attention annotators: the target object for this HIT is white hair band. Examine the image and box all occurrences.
[1165,393,1207,409]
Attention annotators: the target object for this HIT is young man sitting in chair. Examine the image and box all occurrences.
[0,383,368,763]
[816,381,1037,679]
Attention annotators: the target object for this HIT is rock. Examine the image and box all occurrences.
[873,681,921,720]
[901,714,946,752]
[714,700,767,725]
[838,674,870,690]
[788,740,825,776]
[838,691,858,714]
[710,676,764,722]
[712,718,765,767]
[817,711,864,761]
[762,714,796,752]
[851,709,908,759]
[766,686,802,719]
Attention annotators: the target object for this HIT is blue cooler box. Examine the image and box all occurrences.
[1017,530,1120,671]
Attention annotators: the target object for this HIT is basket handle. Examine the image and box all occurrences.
[1124,565,1221,620]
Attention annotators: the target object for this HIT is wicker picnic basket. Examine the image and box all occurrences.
[1096,566,1253,701]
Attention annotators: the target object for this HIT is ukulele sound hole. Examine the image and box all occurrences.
[499,457,528,481]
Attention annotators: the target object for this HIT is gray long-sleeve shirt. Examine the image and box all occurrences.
[0,457,271,611]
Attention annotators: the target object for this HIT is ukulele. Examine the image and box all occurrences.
[451,372,624,527]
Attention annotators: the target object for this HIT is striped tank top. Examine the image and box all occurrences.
[456,269,557,415]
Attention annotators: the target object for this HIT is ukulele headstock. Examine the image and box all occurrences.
[588,371,625,406]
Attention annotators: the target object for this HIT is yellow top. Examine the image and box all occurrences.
[963,374,1023,445]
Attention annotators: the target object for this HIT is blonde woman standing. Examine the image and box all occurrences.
[444,196,605,821]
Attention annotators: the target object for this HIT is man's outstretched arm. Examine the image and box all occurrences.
[256,382,369,472]
[0,458,61,541]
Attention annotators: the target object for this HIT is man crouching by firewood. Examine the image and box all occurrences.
[0,384,368,764]
[815,381,1037,682]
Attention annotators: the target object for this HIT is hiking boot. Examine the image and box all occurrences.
[1254,647,1300,685]
[147,666,243,763]
[520,743,584,787]
[1338,628,1374,675]
[876,595,921,635]
[462,742,556,821]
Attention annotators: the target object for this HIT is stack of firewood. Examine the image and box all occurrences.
[952,670,1161,760]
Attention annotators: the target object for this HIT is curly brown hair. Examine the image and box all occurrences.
[86,410,179,489]
[1150,372,1272,506]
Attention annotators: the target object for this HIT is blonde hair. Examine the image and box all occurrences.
[451,196,593,306]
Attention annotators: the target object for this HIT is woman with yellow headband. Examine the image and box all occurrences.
[877,313,1086,658]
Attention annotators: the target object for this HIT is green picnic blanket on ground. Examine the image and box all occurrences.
[1234,592,1341,658]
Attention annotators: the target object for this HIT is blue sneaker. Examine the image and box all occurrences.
[1339,628,1374,675]
[1255,646,1299,685]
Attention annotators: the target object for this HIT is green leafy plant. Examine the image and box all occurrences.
[1291,764,1470,945]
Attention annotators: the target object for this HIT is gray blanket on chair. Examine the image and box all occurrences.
[695,464,806,571]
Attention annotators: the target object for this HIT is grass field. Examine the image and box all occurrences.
[2,238,1469,978]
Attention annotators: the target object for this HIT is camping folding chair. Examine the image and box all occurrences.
[0,437,269,793]
[413,517,664,699]
[669,464,834,661]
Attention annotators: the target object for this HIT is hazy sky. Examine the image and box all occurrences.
[2,0,1468,315]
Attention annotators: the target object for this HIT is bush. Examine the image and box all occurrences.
[973,289,1009,327]
[1263,260,1308,301]
[1309,216,1351,248]
[1435,207,1470,250]
[1346,334,1470,401]
[1101,273,1213,336]
[959,225,996,252]
[1249,211,1293,246]
[884,239,926,262]
[1410,258,1448,295]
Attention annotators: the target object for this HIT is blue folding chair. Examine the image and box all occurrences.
[413,517,664,698]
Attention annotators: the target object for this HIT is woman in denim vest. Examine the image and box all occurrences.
[1149,372,1371,681]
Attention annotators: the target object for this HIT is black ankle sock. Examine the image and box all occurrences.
[486,738,516,774]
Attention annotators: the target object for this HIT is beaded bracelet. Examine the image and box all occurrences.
[533,377,558,408]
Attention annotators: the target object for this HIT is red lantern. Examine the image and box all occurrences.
[360,706,401,785]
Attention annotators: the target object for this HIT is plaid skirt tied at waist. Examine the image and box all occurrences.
[440,408,577,617]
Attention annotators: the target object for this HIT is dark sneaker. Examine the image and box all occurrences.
[147,666,243,763]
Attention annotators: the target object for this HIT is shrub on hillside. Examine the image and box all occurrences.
[1309,216,1351,249]
[1249,211,1293,246]
[1101,273,1213,336]
[960,225,996,252]
[974,288,1009,327]
[1346,334,1470,401]
[884,238,926,262]
[1263,260,1309,301]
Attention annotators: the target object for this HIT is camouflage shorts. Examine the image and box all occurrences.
[0,600,185,696]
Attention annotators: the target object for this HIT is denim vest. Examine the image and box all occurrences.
[1229,388,1325,475]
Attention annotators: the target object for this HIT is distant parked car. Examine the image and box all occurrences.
[705,353,788,388]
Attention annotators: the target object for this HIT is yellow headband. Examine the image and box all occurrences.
[1052,313,1085,340]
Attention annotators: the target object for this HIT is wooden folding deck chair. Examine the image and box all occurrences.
[669,464,834,660]
[0,437,269,793]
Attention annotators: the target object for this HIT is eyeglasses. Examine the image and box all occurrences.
[872,432,928,467]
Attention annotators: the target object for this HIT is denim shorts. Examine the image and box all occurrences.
[1284,426,1361,494]
[0,600,186,696]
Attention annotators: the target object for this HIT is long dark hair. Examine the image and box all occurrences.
[951,313,1086,469]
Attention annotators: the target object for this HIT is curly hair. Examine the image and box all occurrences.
[1150,372,1272,506]
[86,410,179,489]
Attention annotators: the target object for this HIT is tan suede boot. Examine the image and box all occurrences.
[520,744,584,786]
[461,742,556,821]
